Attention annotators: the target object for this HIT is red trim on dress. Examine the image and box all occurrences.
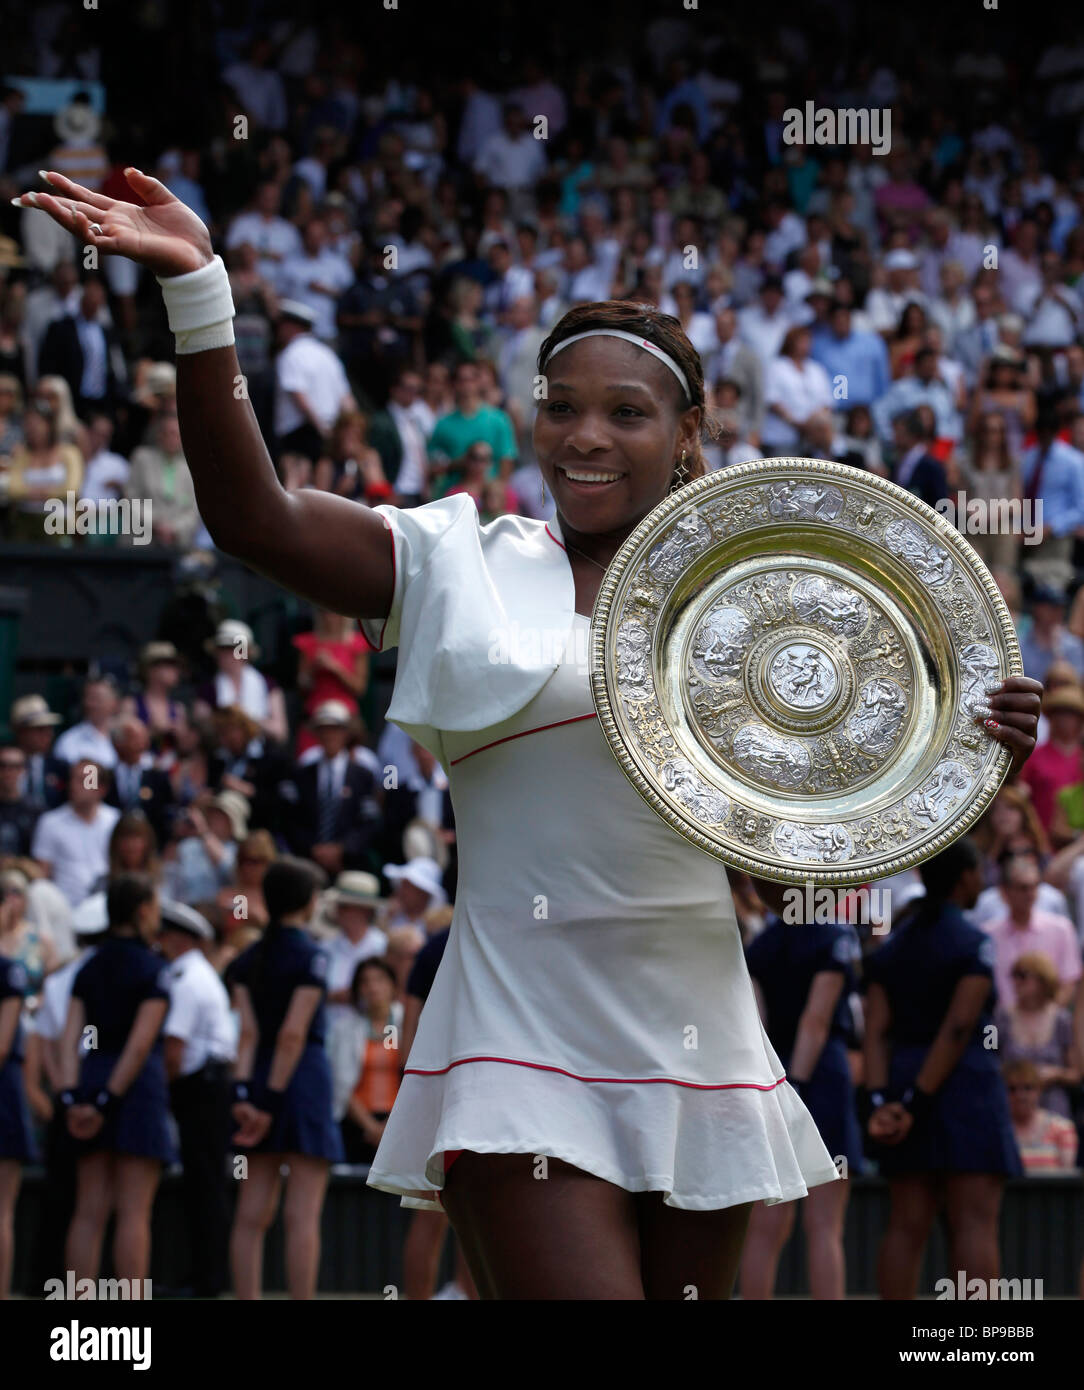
[406,1055,788,1092]
[545,523,566,551]
[448,711,597,766]
[361,512,395,653]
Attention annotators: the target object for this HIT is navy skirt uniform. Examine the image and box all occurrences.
[746,917,864,1172]
[864,901,1022,1178]
[228,926,344,1162]
[0,955,37,1163]
[71,936,177,1164]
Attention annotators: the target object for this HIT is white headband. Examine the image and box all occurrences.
[543,328,692,401]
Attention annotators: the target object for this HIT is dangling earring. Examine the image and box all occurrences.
[541,474,547,505]
[670,449,690,492]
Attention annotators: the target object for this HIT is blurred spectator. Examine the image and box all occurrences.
[281,701,381,876]
[121,642,188,754]
[887,407,949,509]
[995,951,1081,1118]
[958,411,1022,569]
[30,759,120,906]
[0,745,38,859]
[292,611,370,757]
[38,276,125,419]
[383,858,447,930]
[280,218,354,343]
[328,956,403,1163]
[4,401,83,542]
[106,812,160,883]
[320,872,389,1024]
[1019,684,1084,832]
[428,359,517,497]
[215,828,276,935]
[273,300,357,461]
[760,325,833,456]
[705,307,764,440]
[368,366,429,506]
[161,792,245,906]
[126,413,200,550]
[10,696,66,811]
[983,853,1082,1007]
[1005,1059,1079,1171]
[105,718,174,847]
[54,677,119,772]
[197,622,288,748]
[0,866,58,996]
[1019,411,1084,593]
[0,374,23,454]
[79,412,130,511]
[810,299,890,411]
[1020,586,1084,683]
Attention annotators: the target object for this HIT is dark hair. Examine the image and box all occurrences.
[264,857,322,920]
[351,955,397,1000]
[537,300,715,480]
[106,872,156,930]
[917,836,980,904]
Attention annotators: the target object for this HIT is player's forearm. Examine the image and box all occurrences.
[176,345,293,557]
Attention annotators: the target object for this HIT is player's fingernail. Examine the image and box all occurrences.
[984,682,1002,694]
[973,703,992,719]
[38,170,53,183]
[985,719,1000,731]
[11,193,36,206]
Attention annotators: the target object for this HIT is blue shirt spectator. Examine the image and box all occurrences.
[1020,437,1084,538]
[811,309,891,408]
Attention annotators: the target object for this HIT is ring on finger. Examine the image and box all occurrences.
[89,222,103,236]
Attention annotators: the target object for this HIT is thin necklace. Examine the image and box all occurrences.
[565,539,609,573]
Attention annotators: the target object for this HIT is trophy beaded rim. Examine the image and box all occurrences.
[589,457,1022,887]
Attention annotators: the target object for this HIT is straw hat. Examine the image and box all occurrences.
[206,619,259,660]
[11,694,61,728]
[207,790,250,839]
[326,870,385,908]
[1044,686,1084,719]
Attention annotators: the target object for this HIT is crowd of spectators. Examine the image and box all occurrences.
[2,0,1084,1296]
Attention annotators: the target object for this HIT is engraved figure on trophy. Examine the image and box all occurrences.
[772,821,853,863]
[646,511,712,583]
[847,678,908,754]
[906,760,972,824]
[660,757,731,825]
[958,642,1001,719]
[689,606,753,684]
[731,724,811,788]
[615,618,653,697]
[768,643,838,709]
[884,518,954,586]
[790,575,869,637]
[766,481,845,522]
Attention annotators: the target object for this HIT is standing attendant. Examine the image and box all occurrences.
[741,912,863,1299]
[863,839,1023,1300]
[0,943,36,1298]
[159,899,237,1298]
[227,859,342,1300]
[21,167,1041,1300]
[59,873,175,1286]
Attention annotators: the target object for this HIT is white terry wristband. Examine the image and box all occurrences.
[157,255,236,355]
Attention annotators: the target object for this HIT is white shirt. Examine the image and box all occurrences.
[226,212,302,290]
[222,62,288,130]
[325,928,390,1006]
[279,248,354,341]
[737,303,797,370]
[388,401,428,495]
[760,356,833,448]
[473,131,547,189]
[81,447,130,501]
[54,722,118,770]
[274,334,352,436]
[163,947,237,1075]
[31,802,121,906]
[32,947,98,1042]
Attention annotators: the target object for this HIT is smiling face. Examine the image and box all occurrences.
[533,337,700,542]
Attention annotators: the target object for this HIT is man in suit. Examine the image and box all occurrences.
[889,407,948,510]
[376,738,456,894]
[38,274,126,418]
[11,696,68,810]
[106,716,174,846]
[281,701,382,875]
[368,366,429,507]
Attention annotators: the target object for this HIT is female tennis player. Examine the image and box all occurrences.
[17,169,1043,1300]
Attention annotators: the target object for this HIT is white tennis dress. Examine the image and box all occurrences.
[360,493,839,1210]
